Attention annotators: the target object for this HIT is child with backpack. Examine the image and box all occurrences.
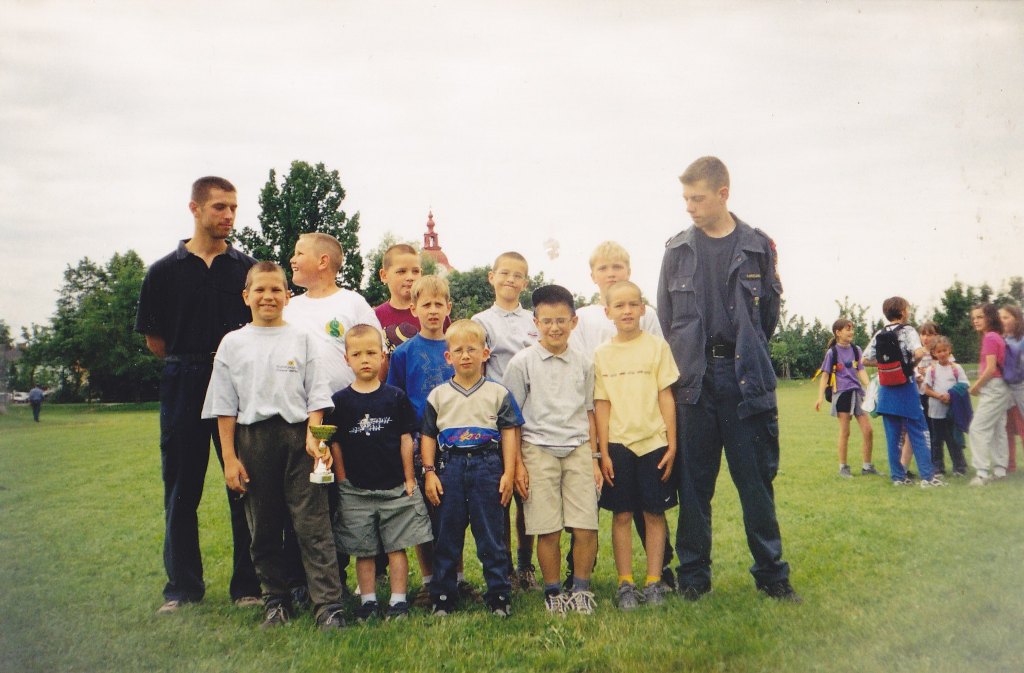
[923,336,970,476]
[815,319,877,478]
[863,297,945,487]
[967,303,1012,486]
[998,304,1024,473]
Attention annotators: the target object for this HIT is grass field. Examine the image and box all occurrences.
[2,382,1023,673]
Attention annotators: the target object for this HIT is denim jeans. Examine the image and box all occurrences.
[882,413,935,482]
[431,450,511,603]
[675,358,789,589]
[159,359,259,602]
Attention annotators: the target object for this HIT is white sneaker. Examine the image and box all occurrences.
[564,590,597,615]
[920,477,947,488]
[969,475,990,487]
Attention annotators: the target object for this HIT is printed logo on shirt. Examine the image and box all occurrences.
[325,318,344,340]
[350,413,393,436]
[276,360,299,374]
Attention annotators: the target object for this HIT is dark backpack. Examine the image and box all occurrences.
[875,324,915,387]
[1003,338,1024,384]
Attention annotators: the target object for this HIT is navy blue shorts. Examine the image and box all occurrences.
[598,443,677,514]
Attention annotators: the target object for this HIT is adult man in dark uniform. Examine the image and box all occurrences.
[657,157,799,601]
[136,176,261,614]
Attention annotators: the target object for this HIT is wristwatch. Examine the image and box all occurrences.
[422,465,436,474]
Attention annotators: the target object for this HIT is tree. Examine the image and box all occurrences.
[931,280,980,362]
[236,161,363,291]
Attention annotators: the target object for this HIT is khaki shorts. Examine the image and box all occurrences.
[521,441,599,535]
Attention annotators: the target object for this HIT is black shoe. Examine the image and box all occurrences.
[678,583,712,602]
[904,470,916,479]
[759,580,802,603]
[317,606,347,630]
[260,601,292,629]
[486,593,511,618]
[386,601,410,621]
[661,566,677,591]
[354,600,380,622]
[290,585,311,612]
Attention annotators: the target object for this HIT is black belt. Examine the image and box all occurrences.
[445,445,500,456]
[706,343,736,359]
[165,353,216,364]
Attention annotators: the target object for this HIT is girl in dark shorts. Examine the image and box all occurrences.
[815,319,878,478]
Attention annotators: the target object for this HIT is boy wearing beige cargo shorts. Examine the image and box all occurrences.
[503,285,601,614]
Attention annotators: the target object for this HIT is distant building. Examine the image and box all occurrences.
[421,210,454,275]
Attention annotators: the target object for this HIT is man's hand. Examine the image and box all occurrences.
[224,456,249,494]
[424,472,443,506]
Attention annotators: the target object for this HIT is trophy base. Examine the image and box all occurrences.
[309,471,335,484]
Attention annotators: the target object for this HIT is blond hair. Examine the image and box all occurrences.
[679,156,730,191]
[605,279,642,304]
[411,275,451,304]
[445,319,487,348]
[344,323,384,350]
[244,261,287,290]
[382,243,419,270]
[588,241,630,270]
[492,251,528,272]
[299,232,344,273]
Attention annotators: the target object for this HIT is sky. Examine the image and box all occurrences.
[2,0,1022,337]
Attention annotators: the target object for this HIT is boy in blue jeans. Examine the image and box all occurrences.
[421,320,524,616]
[202,262,346,630]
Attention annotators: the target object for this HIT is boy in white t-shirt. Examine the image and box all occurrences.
[202,262,346,630]
[285,233,382,392]
[923,336,970,476]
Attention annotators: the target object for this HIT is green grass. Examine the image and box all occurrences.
[2,383,1023,673]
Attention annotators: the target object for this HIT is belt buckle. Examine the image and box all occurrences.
[711,344,727,358]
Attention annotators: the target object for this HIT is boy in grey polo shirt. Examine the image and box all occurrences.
[472,250,540,590]
[503,285,601,614]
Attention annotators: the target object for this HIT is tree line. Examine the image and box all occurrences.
[3,160,1020,401]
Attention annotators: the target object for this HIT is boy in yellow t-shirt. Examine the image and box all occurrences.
[594,280,679,611]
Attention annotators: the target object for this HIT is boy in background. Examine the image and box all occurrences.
[201,262,346,630]
[594,281,679,610]
[327,324,434,621]
[504,285,600,614]
[385,276,455,605]
[421,320,524,617]
[374,243,450,355]
[472,251,539,591]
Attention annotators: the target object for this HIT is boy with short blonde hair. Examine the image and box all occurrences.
[594,280,679,610]
[472,251,539,590]
[375,243,452,353]
[421,320,524,616]
[327,324,434,622]
[201,262,346,630]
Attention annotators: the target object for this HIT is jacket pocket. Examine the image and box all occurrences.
[669,276,697,320]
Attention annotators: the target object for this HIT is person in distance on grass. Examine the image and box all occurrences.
[326,324,433,622]
[998,304,1024,473]
[922,336,970,477]
[862,296,944,488]
[201,262,346,630]
[135,176,260,614]
[385,275,456,607]
[657,157,799,602]
[421,320,524,617]
[375,243,452,368]
[283,232,382,604]
[814,318,877,478]
[594,280,679,611]
[503,285,601,615]
[966,303,1012,486]
[471,251,540,593]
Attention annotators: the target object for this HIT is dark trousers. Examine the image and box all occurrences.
[236,417,344,619]
[675,358,789,589]
[930,415,968,474]
[431,451,511,602]
[30,401,41,422]
[283,487,350,592]
[159,360,259,602]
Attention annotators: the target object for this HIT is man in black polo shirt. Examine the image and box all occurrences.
[136,176,261,614]
[657,157,799,602]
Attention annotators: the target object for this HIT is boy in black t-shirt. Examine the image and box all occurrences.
[327,324,434,621]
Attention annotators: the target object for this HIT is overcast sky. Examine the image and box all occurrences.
[2,1,1022,336]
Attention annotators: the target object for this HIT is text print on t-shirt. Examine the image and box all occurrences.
[350,414,393,436]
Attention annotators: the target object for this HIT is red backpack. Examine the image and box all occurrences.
[875,324,915,387]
